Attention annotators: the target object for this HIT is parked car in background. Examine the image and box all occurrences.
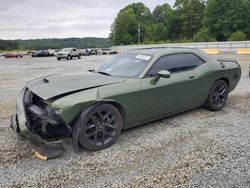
[4,53,23,58]
[109,50,118,55]
[47,49,55,56]
[0,53,7,58]
[10,48,241,159]
[56,48,82,60]
[32,50,49,57]
[82,49,91,56]
[101,48,111,55]
[20,52,29,56]
[90,49,99,55]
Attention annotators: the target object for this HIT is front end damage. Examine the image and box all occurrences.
[10,88,72,160]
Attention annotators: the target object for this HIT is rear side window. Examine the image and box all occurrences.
[147,53,204,76]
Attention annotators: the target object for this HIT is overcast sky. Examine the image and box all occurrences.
[0,0,175,40]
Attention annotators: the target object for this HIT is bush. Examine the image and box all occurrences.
[193,28,216,42]
[227,31,247,41]
[173,38,193,43]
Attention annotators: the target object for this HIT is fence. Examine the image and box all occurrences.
[112,41,250,53]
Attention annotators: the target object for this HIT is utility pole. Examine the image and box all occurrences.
[138,23,141,44]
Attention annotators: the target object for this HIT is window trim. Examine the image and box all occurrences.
[97,53,153,78]
[144,52,206,78]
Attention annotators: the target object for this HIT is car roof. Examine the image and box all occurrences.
[125,47,214,62]
[127,47,198,55]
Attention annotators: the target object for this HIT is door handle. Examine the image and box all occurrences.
[220,62,226,68]
[189,75,195,79]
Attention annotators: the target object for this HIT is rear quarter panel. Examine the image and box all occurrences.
[194,60,241,103]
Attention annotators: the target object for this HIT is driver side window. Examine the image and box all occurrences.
[146,53,204,77]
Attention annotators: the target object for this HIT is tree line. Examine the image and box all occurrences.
[110,0,250,45]
[0,37,111,51]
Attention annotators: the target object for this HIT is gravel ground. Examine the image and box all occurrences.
[0,54,249,187]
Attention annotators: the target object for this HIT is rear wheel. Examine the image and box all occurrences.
[78,104,123,151]
[67,55,71,60]
[78,54,81,59]
[57,57,61,61]
[205,80,228,111]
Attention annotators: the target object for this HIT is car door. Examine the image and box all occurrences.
[140,53,205,123]
[72,48,77,56]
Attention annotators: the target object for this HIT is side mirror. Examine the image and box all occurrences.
[157,70,171,79]
[152,70,171,83]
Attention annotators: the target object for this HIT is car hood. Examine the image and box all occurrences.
[27,71,127,100]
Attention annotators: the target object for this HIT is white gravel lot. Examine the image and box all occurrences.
[0,54,249,187]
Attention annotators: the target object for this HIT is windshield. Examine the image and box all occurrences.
[97,53,152,78]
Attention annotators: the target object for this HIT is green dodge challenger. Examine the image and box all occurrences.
[11,48,241,160]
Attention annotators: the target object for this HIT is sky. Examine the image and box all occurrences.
[0,0,175,40]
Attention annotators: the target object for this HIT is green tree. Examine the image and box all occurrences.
[124,2,152,24]
[193,27,216,42]
[150,4,173,41]
[0,38,111,51]
[153,4,173,23]
[173,0,205,39]
[167,13,184,40]
[124,3,152,43]
[227,31,247,41]
[110,3,152,45]
[111,8,138,45]
[204,0,250,41]
[152,23,169,41]
[0,39,19,50]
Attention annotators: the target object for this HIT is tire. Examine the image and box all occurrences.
[205,80,229,111]
[67,55,71,60]
[78,54,81,59]
[57,57,61,61]
[77,104,123,151]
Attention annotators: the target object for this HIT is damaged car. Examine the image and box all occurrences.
[11,48,241,160]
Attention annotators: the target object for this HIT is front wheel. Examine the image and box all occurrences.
[78,54,81,59]
[67,55,71,60]
[77,104,123,151]
[57,57,61,61]
[205,80,229,111]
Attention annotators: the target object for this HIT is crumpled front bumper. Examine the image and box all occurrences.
[10,88,65,160]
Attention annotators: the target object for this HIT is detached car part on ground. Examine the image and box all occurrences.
[11,48,241,160]
[56,48,82,61]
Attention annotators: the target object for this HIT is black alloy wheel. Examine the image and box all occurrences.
[78,104,123,151]
[205,80,228,111]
